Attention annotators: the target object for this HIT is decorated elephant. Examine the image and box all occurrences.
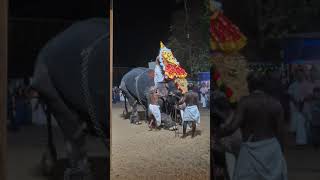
[31,18,109,180]
[119,67,181,129]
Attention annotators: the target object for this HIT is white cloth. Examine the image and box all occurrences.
[288,81,313,144]
[233,138,287,180]
[149,104,161,127]
[288,81,314,102]
[154,64,164,85]
[182,105,200,126]
[30,99,58,127]
[31,99,46,125]
[180,109,184,120]
[120,92,125,101]
[201,94,207,107]
[225,152,236,180]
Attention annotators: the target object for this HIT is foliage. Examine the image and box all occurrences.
[167,0,211,78]
[261,0,320,41]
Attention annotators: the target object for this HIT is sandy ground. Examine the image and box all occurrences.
[285,133,320,180]
[110,103,211,180]
[7,125,107,180]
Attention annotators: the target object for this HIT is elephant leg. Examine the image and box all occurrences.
[47,99,92,180]
[42,100,92,180]
[64,129,91,180]
[33,66,91,179]
[41,104,58,176]
[130,101,140,124]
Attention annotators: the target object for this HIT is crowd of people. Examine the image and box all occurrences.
[212,70,288,180]
[287,66,320,148]
[7,80,48,132]
[212,64,320,180]
[7,85,33,131]
[112,83,210,108]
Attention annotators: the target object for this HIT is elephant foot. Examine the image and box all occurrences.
[63,165,93,180]
[40,148,56,176]
[130,114,139,124]
[168,126,178,131]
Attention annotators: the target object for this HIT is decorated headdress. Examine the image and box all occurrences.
[158,41,187,79]
[159,41,179,67]
[158,41,188,94]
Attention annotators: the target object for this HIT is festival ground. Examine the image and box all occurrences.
[6,110,320,180]
[7,125,107,180]
[110,102,210,180]
[284,127,320,180]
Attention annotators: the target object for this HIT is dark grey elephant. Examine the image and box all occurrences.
[31,18,109,180]
[119,67,181,128]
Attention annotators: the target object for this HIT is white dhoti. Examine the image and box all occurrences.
[182,105,200,126]
[289,102,308,145]
[225,152,236,180]
[149,104,161,127]
[233,138,287,180]
[31,99,46,126]
[201,94,206,107]
[120,93,125,101]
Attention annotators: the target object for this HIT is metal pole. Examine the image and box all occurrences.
[109,0,113,170]
[0,0,8,179]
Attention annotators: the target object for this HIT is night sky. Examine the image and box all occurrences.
[113,0,179,67]
[8,0,182,78]
[8,0,109,78]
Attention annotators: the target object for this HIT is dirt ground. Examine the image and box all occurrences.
[285,133,320,180]
[7,125,107,180]
[110,103,211,180]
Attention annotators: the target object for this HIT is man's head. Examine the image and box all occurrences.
[187,83,194,91]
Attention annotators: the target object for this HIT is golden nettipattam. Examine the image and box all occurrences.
[158,41,188,94]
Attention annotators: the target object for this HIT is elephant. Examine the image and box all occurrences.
[119,67,181,128]
[31,18,109,180]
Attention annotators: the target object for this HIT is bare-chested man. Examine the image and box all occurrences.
[215,72,287,180]
[148,86,162,130]
[178,83,200,138]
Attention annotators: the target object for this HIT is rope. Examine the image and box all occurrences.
[80,33,109,148]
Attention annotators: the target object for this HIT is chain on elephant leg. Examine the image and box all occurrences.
[64,138,92,180]
[130,102,141,125]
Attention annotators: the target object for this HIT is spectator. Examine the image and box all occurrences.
[200,83,209,108]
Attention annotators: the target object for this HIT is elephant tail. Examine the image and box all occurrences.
[38,97,58,162]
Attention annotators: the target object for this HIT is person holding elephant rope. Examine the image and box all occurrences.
[176,83,200,138]
[148,86,162,130]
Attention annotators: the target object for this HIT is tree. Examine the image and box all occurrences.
[167,0,211,78]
